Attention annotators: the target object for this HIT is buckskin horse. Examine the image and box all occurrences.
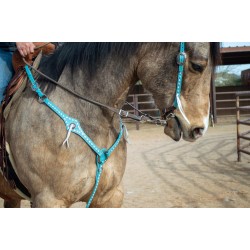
[0,42,220,208]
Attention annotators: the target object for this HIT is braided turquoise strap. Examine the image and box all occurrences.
[86,122,124,208]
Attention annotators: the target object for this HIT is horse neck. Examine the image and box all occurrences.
[61,57,138,109]
[56,56,138,127]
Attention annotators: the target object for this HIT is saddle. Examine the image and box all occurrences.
[0,42,56,198]
[9,42,55,98]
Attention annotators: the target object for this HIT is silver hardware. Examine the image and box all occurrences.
[38,95,47,104]
[119,109,129,117]
[154,119,167,126]
[31,85,38,92]
[176,52,186,65]
[165,112,175,121]
[140,115,148,122]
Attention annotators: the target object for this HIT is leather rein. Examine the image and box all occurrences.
[23,42,186,126]
[23,60,169,126]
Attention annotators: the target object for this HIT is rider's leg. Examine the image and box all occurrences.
[0,48,14,103]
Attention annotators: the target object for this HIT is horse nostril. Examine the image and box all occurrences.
[192,127,204,139]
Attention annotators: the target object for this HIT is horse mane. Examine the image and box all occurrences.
[209,42,221,82]
[209,42,221,67]
[38,42,221,89]
[39,42,142,81]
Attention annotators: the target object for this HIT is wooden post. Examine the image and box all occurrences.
[210,75,217,124]
[134,95,140,130]
[236,95,241,162]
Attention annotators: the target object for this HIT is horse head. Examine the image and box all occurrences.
[137,42,220,142]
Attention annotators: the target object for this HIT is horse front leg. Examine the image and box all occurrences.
[4,199,21,208]
[90,183,124,208]
[0,175,23,208]
[31,192,69,208]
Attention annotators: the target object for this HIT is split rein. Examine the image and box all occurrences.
[22,60,170,127]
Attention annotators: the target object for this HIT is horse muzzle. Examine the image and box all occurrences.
[164,115,206,142]
[164,117,182,141]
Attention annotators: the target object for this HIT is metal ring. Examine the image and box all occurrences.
[119,109,129,117]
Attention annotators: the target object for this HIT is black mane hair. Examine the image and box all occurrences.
[210,42,221,67]
[38,42,221,86]
[39,42,142,81]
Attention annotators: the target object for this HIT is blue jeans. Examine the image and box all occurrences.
[0,48,14,103]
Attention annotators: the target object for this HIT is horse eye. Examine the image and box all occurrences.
[191,62,203,73]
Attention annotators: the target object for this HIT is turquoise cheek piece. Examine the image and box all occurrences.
[173,42,186,108]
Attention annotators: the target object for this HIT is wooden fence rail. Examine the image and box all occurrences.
[216,91,250,113]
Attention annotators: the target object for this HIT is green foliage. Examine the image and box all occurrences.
[215,71,242,87]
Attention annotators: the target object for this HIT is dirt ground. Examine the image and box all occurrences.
[123,121,250,208]
[0,120,249,208]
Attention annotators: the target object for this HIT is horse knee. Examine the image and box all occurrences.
[109,186,124,207]
[91,184,124,208]
[32,193,68,208]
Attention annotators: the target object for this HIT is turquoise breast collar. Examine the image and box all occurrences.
[24,65,124,208]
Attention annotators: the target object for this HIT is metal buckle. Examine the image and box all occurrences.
[31,85,39,92]
[119,109,129,117]
[38,95,47,103]
[140,115,148,122]
[165,112,175,121]
[154,119,167,126]
[176,52,186,66]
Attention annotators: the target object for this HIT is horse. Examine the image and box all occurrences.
[0,42,220,208]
